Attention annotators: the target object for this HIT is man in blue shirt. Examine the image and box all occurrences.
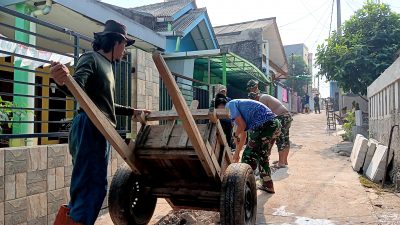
[226,99,281,193]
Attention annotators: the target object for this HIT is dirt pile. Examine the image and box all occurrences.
[157,210,219,225]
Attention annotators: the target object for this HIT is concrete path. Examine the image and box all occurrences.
[258,112,377,224]
[96,112,400,225]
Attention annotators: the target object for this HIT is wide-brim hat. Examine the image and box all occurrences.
[94,20,135,46]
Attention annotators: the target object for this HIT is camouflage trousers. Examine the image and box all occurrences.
[276,113,293,152]
[241,118,281,182]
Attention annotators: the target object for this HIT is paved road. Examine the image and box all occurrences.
[96,111,400,225]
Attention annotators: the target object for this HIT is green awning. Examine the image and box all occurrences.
[163,49,270,90]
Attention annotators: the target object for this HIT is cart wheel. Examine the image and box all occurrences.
[108,163,157,225]
[220,163,257,225]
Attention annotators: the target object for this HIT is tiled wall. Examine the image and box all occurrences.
[0,144,124,225]
[130,49,160,135]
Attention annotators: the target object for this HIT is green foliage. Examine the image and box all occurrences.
[285,55,311,96]
[0,96,31,133]
[316,2,400,95]
[342,111,355,141]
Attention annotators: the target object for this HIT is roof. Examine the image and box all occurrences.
[133,0,194,18]
[99,0,217,50]
[1,0,166,51]
[163,50,271,88]
[214,17,288,77]
[214,17,275,36]
[156,8,207,32]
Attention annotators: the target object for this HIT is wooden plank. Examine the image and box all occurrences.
[132,108,230,122]
[165,198,178,210]
[153,53,216,178]
[205,141,222,178]
[64,75,140,175]
[214,141,224,165]
[152,188,220,198]
[208,108,218,123]
[135,111,147,125]
[221,146,233,173]
[215,120,231,150]
[136,125,151,148]
[189,100,199,110]
[178,131,189,147]
[143,125,210,149]
[220,150,228,174]
[136,149,198,160]
[178,101,199,147]
[160,106,176,147]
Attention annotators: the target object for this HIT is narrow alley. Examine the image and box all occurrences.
[96,112,400,225]
[257,112,400,224]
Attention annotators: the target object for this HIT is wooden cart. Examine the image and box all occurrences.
[64,53,257,225]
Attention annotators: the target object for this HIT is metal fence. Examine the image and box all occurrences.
[159,72,210,111]
[0,7,131,147]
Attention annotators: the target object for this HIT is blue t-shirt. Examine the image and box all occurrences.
[226,99,276,131]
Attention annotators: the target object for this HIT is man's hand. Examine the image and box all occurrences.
[50,61,70,86]
[134,109,151,116]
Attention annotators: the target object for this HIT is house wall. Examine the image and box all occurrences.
[342,95,369,113]
[166,37,178,53]
[219,40,262,70]
[283,43,309,66]
[368,56,400,190]
[180,34,198,52]
[0,144,124,225]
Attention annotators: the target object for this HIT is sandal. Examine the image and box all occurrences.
[272,164,287,169]
[258,180,275,194]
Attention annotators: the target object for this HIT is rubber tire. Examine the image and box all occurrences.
[108,163,157,225]
[220,163,257,225]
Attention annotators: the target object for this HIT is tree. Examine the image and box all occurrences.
[316,2,400,95]
[285,55,311,96]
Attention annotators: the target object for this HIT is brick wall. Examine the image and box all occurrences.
[0,144,124,225]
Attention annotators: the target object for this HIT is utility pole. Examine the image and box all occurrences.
[336,0,342,111]
[337,0,342,35]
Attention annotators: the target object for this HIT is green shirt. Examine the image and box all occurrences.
[62,51,132,127]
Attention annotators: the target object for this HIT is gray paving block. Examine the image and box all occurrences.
[365,144,392,183]
[350,134,363,162]
[350,134,368,172]
[362,139,379,174]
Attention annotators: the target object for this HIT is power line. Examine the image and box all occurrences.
[344,0,356,12]
[302,2,333,44]
[278,0,331,28]
[311,0,336,50]
[300,0,331,29]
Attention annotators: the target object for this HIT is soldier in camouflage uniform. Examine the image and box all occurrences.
[249,91,293,168]
[226,99,281,193]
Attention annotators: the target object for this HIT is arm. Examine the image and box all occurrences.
[115,104,152,116]
[233,116,247,162]
[50,54,95,96]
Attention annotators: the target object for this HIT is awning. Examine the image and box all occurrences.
[163,49,270,90]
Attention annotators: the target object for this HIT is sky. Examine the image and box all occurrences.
[102,0,400,98]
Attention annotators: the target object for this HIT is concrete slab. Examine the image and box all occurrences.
[350,134,363,161]
[362,139,379,174]
[350,134,369,172]
[366,144,392,183]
